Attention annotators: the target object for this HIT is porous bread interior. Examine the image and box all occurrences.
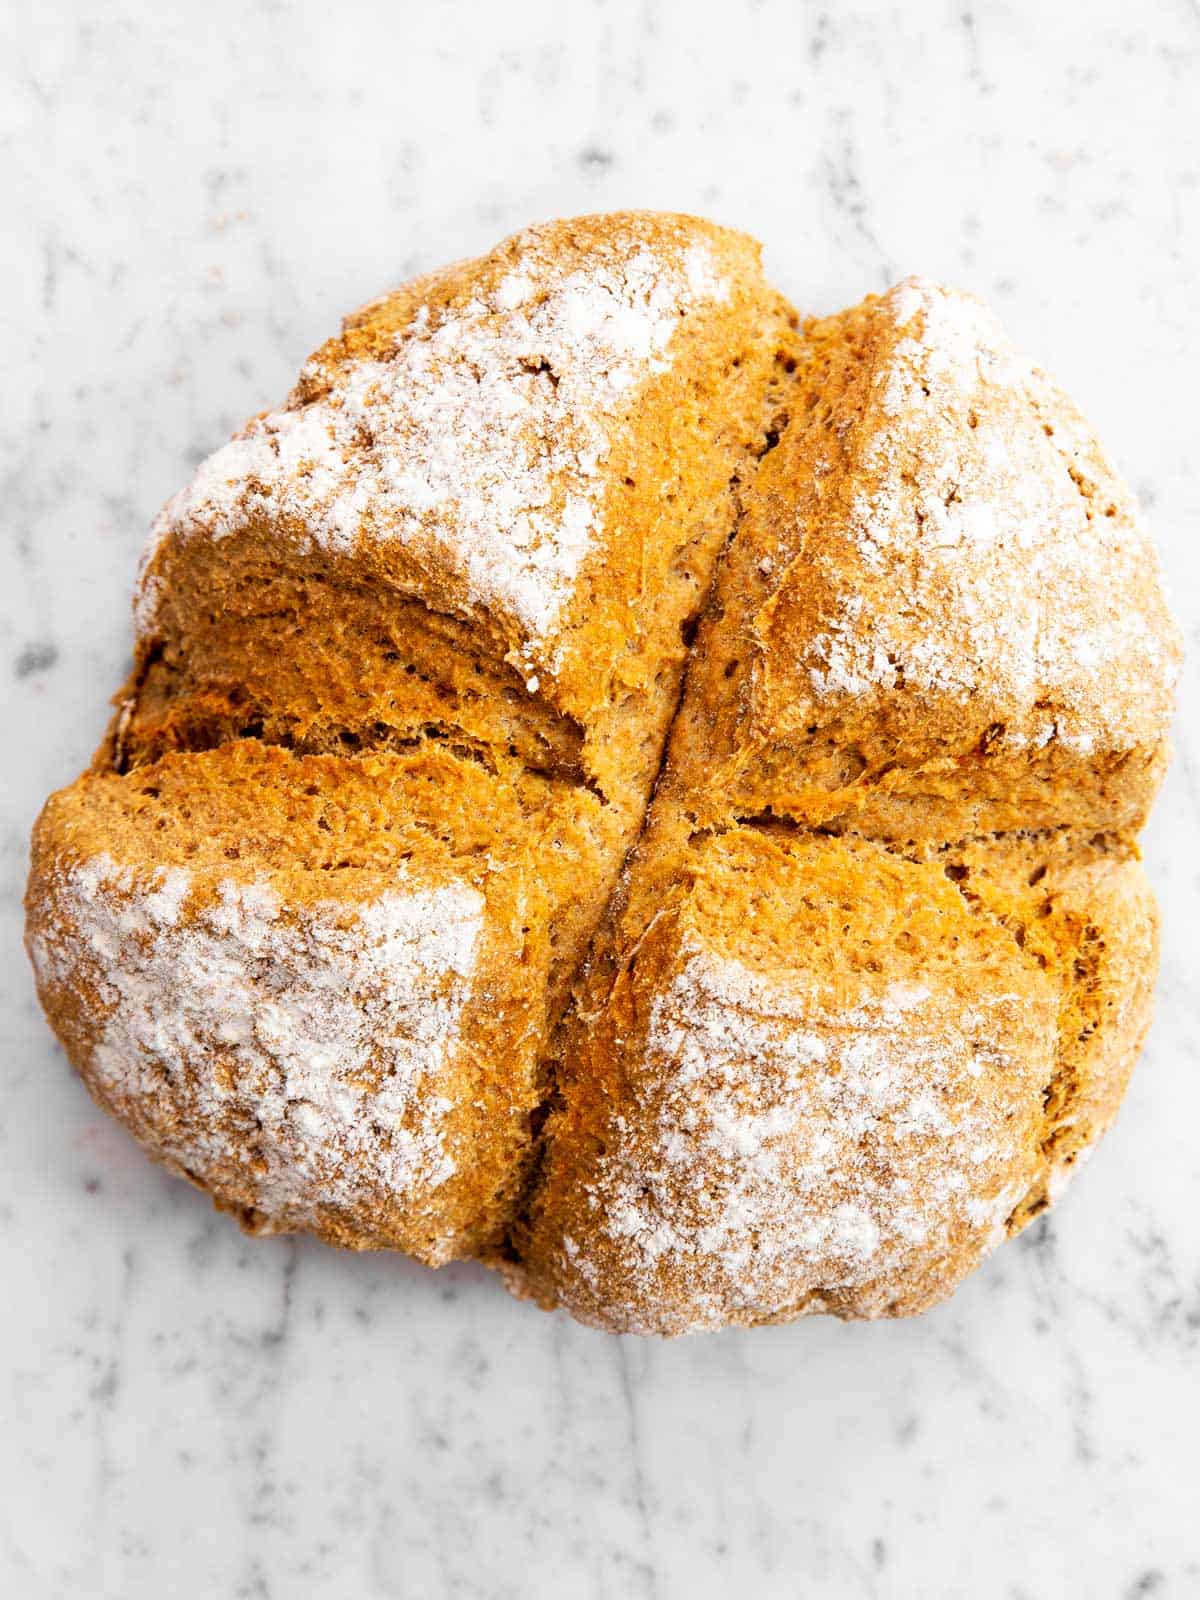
[117,582,593,787]
[50,737,599,924]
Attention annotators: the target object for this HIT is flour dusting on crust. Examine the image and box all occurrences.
[804,277,1179,754]
[30,855,483,1247]
[560,945,1040,1334]
[139,234,728,651]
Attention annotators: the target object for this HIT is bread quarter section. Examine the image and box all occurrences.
[126,212,796,816]
[517,828,1057,1334]
[27,741,615,1262]
[664,278,1182,842]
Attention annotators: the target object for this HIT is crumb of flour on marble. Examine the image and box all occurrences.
[1045,1142,1094,1206]
[138,237,729,649]
[36,854,484,1233]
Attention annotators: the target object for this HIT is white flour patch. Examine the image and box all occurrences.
[36,855,484,1249]
[802,277,1178,755]
[563,944,1039,1334]
[137,231,729,656]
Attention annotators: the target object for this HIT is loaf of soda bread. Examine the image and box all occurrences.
[25,214,1181,1331]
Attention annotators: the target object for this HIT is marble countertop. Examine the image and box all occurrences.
[3,3,1197,1595]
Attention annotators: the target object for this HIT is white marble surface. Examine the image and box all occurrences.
[2,3,1198,1595]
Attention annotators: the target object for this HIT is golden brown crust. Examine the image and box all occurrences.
[516,823,1162,1332]
[24,214,1178,1334]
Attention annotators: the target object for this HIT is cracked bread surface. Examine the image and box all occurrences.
[25,212,1179,1334]
[516,827,1059,1334]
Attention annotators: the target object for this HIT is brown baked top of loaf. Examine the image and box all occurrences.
[33,213,797,1269]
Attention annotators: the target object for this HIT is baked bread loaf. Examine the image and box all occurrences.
[26,213,1181,1332]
